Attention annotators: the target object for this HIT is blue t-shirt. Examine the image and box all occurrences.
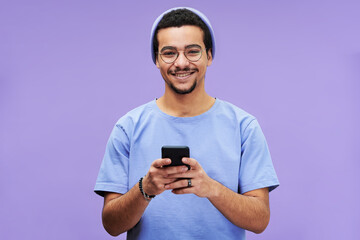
[95,99,279,240]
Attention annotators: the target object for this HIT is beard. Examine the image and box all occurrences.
[165,67,198,95]
[168,80,197,94]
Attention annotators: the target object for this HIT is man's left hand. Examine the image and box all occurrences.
[164,157,217,198]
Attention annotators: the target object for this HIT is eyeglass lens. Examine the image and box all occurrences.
[160,46,202,63]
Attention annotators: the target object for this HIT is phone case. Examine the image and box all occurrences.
[161,146,190,169]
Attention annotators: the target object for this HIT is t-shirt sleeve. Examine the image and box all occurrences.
[238,119,279,194]
[94,124,130,197]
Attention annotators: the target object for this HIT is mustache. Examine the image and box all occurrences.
[168,67,199,74]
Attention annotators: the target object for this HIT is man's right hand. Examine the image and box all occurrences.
[102,158,189,236]
[142,158,189,196]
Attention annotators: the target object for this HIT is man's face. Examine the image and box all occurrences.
[156,25,212,95]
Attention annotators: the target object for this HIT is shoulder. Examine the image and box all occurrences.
[215,99,257,130]
[115,100,156,132]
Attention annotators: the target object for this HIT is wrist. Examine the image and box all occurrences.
[207,178,222,199]
[139,177,155,202]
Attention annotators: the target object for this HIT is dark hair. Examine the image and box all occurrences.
[153,9,213,58]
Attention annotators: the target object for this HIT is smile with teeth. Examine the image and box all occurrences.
[175,72,191,77]
[170,70,197,79]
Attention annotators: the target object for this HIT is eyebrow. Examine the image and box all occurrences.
[185,44,202,49]
[160,44,202,52]
[160,46,176,52]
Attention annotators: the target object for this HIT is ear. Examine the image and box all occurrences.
[156,55,160,68]
[206,49,213,67]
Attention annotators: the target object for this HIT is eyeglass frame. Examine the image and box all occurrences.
[157,44,207,64]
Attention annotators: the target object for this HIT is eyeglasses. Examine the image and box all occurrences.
[159,45,204,64]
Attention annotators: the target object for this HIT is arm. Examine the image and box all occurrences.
[166,157,270,234]
[101,158,189,236]
[208,183,270,234]
[102,185,148,236]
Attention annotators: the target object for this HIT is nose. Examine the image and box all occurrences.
[174,51,190,68]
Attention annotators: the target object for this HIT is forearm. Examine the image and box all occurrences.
[208,180,270,234]
[101,159,187,236]
[102,183,149,236]
[167,158,270,233]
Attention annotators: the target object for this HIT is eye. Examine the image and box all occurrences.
[186,49,201,56]
[162,50,177,57]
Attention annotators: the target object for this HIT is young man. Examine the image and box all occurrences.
[95,7,279,239]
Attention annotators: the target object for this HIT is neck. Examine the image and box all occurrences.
[156,87,215,117]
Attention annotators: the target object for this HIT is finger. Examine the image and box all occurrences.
[165,178,193,190]
[162,178,178,185]
[182,157,199,169]
[167,170,196,179]
[152,158,171,168]
[162,165,189,175]
[171,187,193,195]
[142,174,177,195]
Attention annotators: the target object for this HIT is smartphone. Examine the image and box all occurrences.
[161,146,190,169]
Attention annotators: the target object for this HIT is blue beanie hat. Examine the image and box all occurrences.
[150,7,216,64]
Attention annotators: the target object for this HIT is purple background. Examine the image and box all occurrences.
[1,1,359,239]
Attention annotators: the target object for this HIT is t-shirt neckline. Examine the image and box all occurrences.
[151,98,220,123]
